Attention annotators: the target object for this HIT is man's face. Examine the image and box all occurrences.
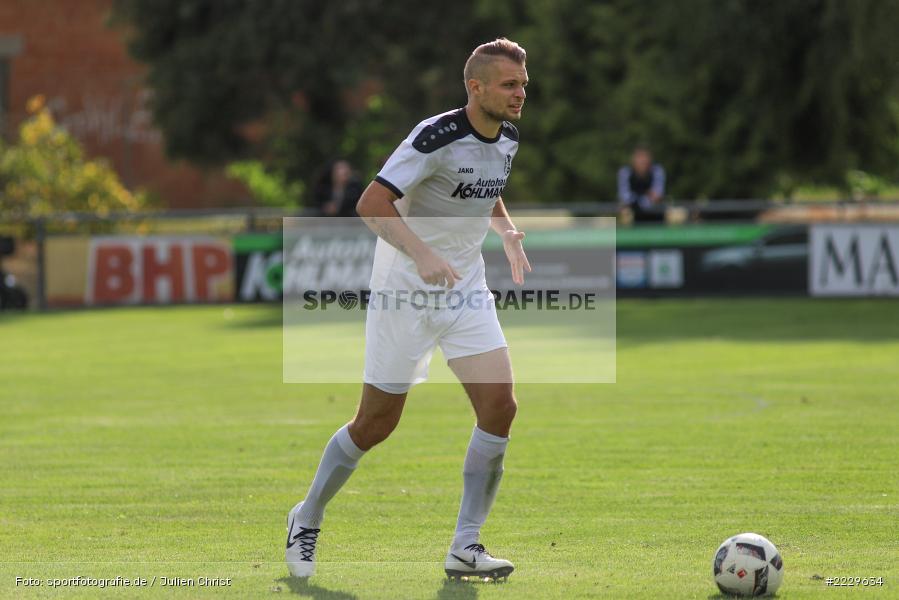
[632,150,652,174]
[471,57,528,122]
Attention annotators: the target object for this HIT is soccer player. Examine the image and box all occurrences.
[286,38,531,582]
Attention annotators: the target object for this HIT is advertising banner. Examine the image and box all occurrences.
[810,225,899,296]
[234,233,285,302]
[615,224,808,296]
[237,223,811,301]
[235,221,619,302]
[43,223,822,307]
[46,236,233,307]
[46,237,91,307]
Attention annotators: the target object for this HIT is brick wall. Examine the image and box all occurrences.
[0,0,250,209]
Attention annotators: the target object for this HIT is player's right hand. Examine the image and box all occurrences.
[415,251,463,288]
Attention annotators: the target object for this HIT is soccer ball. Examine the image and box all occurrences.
[712,533,784,596]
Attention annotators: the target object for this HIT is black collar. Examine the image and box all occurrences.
[459,107,502,144]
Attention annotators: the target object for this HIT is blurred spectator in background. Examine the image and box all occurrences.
[0,236,28,310]
[618,146,666,223]
[314,159,363,217]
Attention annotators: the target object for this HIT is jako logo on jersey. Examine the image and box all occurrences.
[451,177,507,199]
[505,154,512,175]
[457,167,474,173]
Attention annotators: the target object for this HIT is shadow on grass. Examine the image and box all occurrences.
[274,576,358,599]
[434,578,480,600]
[707,593,781,599]
[269,574,496,599]
[708,592,780,600]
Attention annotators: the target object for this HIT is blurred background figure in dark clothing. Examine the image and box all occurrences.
[314,159,363,217]
[0,236,28,310]
[618,146,666,223]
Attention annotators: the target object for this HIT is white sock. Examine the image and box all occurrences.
[452,426,509,549]
[297,424,366,528]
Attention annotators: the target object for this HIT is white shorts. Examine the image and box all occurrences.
[362,289,507,394]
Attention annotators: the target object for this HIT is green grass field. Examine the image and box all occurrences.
[2,300,897,598]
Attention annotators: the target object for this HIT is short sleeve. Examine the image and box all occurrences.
[375,126,437,198]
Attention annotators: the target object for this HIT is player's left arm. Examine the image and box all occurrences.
[492,197,531,286]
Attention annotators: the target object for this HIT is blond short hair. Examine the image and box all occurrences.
[463,38,527,87]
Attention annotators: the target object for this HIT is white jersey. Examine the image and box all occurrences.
[371,107,519,301]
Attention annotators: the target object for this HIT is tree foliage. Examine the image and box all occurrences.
[114,0,899,203]
[225,161,303,208]
[0,96,147,217]
[112,0,487,194]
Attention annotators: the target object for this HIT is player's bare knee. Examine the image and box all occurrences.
[485,391,517,426]
[349,414,398,449]
[372,414,401,445]
[498,395,518,424]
